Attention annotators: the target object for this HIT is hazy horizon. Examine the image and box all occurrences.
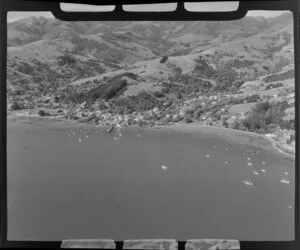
[7,9,290,23]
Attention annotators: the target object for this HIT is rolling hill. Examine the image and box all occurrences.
[7,13,294,101]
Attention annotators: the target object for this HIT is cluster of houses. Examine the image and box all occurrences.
[8,82,295,155]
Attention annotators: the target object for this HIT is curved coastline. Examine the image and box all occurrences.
[7,111,295,160]
[160,122,295,160]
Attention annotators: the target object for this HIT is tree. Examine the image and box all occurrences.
[222,120,229,128]
[246,94,260,103]
[11,101,22,111]
[185,117,193,123]
[160,56,168,63]
[232,120,240,130]
[38,110,46,116]
[263,65,269,71]
[242,101,289,132]
[193,110,200,119]
[153,91,165,98]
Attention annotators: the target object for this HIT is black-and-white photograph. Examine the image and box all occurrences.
[6,9,295,242]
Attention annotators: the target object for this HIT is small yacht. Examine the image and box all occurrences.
[161,165,168,171]
[106,126,114,133]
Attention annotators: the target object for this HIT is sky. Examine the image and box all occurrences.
[7,2,289,23]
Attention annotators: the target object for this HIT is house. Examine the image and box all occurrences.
[265,134,276,138]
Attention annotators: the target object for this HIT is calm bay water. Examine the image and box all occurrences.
[7,121,295,241]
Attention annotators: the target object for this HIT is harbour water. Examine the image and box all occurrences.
[7,120,294,241]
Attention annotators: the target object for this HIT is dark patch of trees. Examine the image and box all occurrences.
[160,56,168,64]
[193,57,215,79]
[263,69,294,83]
[226,59,255,68]
[108,72,139,83]
[161,81,212,97]
[86,79,127,102]
[229,97,244,105]
[16,62,34,75]
[65,75,130,104]
[184,117,193,123]
[262,66,269,71]
[11,101,22,111]
[153,91,165,98]
[99,78,127,100]
[242,101,290,132]
[245,94,261,103]
[193,57,240,91]
[213,68,238,91]
[111,91,162,113]
[280,119,295,130]
[57,54,77,66]
[38,110,50,116]
[265,82,284,90]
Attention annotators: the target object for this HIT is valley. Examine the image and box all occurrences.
[7,13,295,156]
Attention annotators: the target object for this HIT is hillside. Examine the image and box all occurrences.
[7,13,295,153]
[7,13,293,95]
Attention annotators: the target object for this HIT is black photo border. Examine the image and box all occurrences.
[0,0,299,249]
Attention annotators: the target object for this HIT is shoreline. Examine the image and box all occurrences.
[162,122,295,160]
[7,111,295,160]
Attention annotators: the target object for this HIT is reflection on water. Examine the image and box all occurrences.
[7,121,295,241]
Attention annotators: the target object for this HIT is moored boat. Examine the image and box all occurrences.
[106,126,114,133]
